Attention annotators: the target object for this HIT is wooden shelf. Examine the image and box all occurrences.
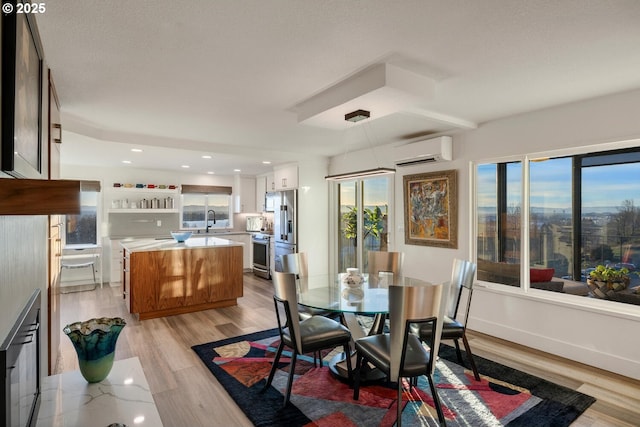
[110,187,179,194]
[0,179,85,215]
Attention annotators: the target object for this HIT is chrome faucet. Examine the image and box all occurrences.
[205,209,216,233]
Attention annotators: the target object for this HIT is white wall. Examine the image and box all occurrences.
[297,159,330,275]
[329,88,640,379]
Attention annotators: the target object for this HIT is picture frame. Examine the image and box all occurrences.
[403,169,458,248]
[1,2,44,178]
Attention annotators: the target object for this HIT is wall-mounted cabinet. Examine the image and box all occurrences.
[233,176,256,213]
[107,187,179,213]
[274,165,298,190]
[266,172,276,192]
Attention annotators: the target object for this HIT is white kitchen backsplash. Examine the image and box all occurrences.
[108,212,180,238]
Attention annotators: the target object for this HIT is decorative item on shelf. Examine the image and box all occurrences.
[63,317,126,383]
[171,231,192,242]
[113,183,121,187]
[342,268,366,287]
[587,264,632,299]
[123,183,134,188]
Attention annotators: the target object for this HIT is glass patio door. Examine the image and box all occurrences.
[336,176,391,273]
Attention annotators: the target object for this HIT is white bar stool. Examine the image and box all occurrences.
[61,260,96,283]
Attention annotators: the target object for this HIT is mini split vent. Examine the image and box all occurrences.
[393,136,452,167]
[396,156,439,167]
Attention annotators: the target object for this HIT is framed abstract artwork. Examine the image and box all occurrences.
[1,3,44,178]
[403,169,457,248]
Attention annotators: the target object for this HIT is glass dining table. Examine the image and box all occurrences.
[296,273,447,381]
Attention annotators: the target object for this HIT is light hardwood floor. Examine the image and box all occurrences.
[57,274,640,426]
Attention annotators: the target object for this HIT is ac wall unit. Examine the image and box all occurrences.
[394,136,452,167]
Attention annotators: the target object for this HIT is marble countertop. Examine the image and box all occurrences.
[120,236,243,252]
[37,357,163,427]
[109,230,255,240]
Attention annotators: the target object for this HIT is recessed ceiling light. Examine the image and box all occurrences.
[131,148,143,152]
[207,171,215,175]
[202,155,212,159]
[122,160,131,164]
[262,161,271,164]
[233,169,241,172]
[181,165,190,168]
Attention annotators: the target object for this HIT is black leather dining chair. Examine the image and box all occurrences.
[281,252,342,366]
[365,250,404,334]
[281,252,343,320]
[417,258,480,381]
[262,271,353,408]
[353,283,446,426]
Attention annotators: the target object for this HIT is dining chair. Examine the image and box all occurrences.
[262,271,353,408]
[353,283,446,426]
[366,250,404,334]
[281,252,342,319]
[417,258,480,381]
[367,250,404,287]
[282,252,342,366]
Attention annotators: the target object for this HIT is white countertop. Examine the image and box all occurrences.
[120,236,243,252]
[37,357,163,427]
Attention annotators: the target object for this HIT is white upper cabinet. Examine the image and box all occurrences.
[234,176,257,213]
[266,172,276,192]
[274,165,298,190]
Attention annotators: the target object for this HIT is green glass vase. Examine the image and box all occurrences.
[63,317,126,383]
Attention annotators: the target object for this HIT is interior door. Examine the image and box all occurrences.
[336,176,391,273]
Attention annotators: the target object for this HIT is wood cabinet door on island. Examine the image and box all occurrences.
[125,246,243,319]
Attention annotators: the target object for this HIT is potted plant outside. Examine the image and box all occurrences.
[587,265,631,299]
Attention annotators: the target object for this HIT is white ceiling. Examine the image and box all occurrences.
[35,1,640,176]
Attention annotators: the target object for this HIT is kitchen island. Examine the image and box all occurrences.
[121,236,243,319]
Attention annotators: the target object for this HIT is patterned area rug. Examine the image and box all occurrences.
[192,329,595,427]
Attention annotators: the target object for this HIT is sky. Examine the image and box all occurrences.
[478,158,640,211]
[339,176,390,207]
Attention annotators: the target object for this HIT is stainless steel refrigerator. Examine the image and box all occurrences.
[274,190,297,272]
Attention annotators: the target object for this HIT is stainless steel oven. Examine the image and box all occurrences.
[252,234,271,279]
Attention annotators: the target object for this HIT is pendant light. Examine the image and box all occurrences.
[324,109,396,181]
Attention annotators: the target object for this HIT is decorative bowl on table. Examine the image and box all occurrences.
[171,231,192,242]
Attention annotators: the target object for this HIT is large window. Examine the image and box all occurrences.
[477,148,640,307]
[181,185,233,230]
